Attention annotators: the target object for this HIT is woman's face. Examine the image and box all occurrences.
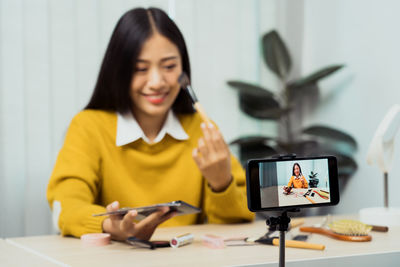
[294,165,300,176]
[130,32,182,120]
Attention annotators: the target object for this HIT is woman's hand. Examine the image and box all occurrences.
[192,123,232,192]
[102,201,175,241]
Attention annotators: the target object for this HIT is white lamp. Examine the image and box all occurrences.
[361,104,400,226]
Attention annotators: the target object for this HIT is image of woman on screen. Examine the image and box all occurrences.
[47,7,254,242]
[287,163,309,188]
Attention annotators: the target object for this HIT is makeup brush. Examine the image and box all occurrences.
[253,237,325,251]
[178,72,212,124]
[300,219,372,242]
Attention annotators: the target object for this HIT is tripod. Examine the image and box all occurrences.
[266,209,299,267]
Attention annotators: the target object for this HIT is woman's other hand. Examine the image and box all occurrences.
[192,123,232,192]
[102,201,175,241]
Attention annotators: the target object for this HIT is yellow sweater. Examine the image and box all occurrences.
[47,110,254,237]
[287,176,308,188]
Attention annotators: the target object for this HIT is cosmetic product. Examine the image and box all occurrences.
[81,233,111,247]
[170,233,194,248]
[255,237,325,250]
[178,72,211,125]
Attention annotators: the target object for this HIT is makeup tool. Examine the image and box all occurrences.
[170,233,194,248]
[126,237,170,249]
[290,218,305,228]
[178,72,211,124]
[81,233,111,247]
[254,237,325,250]
[313,190,329,200]
[303,189,316,204]
[202,234,225,249]
[201,234,324,250]
[300,219,372,242]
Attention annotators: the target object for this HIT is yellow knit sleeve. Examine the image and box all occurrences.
[302,176,309,188]
[203,154,255,224]
[288,176,294,187]
[47,112,107,237]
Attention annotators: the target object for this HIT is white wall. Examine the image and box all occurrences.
[0,0,279,237]
[301,0,400,214]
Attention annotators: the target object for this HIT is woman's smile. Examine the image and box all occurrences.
[142,91,170,104]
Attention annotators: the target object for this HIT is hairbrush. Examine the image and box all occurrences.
[300,219,372,242]
[178,72,211,124]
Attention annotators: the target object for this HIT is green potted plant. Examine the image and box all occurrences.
[227,30,357,181]
[308,171,319,188]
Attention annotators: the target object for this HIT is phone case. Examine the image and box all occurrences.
[93,200,201,220]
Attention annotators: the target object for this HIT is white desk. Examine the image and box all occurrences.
[278,186,331,206]
[3,216,400,267]
[0,238,57,266]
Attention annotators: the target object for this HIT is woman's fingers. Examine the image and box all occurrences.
[197,138,209,159]
[201,123,217,153]
[103,202,176,241]
[196,123,229,163]
[139,206,171,228]
[192,122,232,192]
[120,210,138,234]
[192,148,204,168]
[106,200,119,213]
[106,201,123,226]
[133,207,173,240]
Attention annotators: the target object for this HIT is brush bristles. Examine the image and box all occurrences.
[178,72,191,88]
[328,220,372,236]
[178,72,198,103]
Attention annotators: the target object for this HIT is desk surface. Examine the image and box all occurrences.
[278,186,331,206]
[0,239,56,266]
[4,215,400,267]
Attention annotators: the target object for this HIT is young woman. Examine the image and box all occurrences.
[47,7,253,241]
[287,163,309,189]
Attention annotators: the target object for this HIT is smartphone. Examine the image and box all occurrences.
[246,156,339,212]
[93,200,201,220]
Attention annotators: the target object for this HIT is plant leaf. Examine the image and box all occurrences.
[230,136,276,146]
[289,65,344,89]
[262,30,291,80]
[227,80,284,119]
[230,136,279,165]
[234,87,286,119]
[276,140,320,156]
[302,125,357,151]
[227,81,274,97]
[239,99,289,119]
[336,154,358,177]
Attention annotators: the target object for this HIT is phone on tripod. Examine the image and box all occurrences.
[246,155,339,212]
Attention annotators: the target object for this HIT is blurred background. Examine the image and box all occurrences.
[1,0,400,237]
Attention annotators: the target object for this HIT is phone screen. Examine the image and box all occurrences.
[247,156,339,211]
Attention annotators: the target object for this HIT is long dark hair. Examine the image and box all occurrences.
[85,7,194,114]
[292,163,302,176]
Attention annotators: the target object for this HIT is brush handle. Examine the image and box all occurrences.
[193,102,211,124]
[299,226,372,242]
[290,218,305,228]
[305,196,316,204]
[371,225,389,232]
[271,238,325,250]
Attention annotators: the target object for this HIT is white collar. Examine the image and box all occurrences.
[116,110,189,146]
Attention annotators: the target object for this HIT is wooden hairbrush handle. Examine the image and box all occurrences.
[371,225,389,232]
[299,226,372,242]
